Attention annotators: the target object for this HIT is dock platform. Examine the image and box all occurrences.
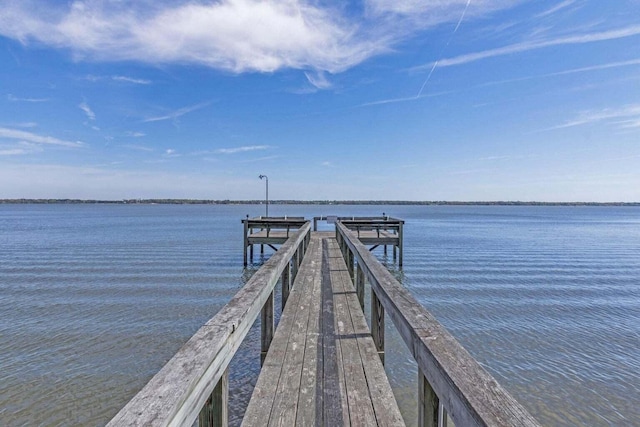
[242,232,404,426]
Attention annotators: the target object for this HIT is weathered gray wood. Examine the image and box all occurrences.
[244,233,403,426]
[243,219,249,266]
[281,264,290,310]
[371,289,385,365]
[198,368,228,427]
[242,235,321,426]
[333,243,404,426]
[108,223,311,427]
[294,239,323,426]
[261,291,274,365]
[356,262,365,310]
[335,222,541,427]
[419,368,439,427]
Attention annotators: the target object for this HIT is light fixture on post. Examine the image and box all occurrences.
[259,174,269,218]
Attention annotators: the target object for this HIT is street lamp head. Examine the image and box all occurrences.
[259,174,267,180]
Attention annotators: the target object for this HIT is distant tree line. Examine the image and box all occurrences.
[1,199,639,206]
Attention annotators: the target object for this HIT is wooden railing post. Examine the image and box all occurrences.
[261,291,274,365]
[418,368,439,427]
[371,290,385,364]
[199,368,229,427]
[398,222,404,266]
[281,263,290,310]
[347,250,355,281]
[243,220,248,266]
[356,262,365,310]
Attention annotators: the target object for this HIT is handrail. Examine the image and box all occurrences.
[335,221,540,427]
[108,222,311,427]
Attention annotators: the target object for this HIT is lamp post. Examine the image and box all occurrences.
[259,174,269,217]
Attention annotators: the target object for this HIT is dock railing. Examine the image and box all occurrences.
[335,221,541,427]
[108,222,312,427]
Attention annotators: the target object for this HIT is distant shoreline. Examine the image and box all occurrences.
[1,199,639,206]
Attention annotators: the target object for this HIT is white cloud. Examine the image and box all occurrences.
[425,24,640,68]
[111,75,151,84]
[79,101,96,120]
[125,131,146,137]
[305,71,332,89]
[216,145,270,154]
[8,94,49,102]
[0,127,83,147]
[0,0,525,76]
[550,104,640,130]
[535,0,578,19]
[143,101,210,123]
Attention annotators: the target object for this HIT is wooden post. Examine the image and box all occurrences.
[371,290,385,364]
[243,220,248,266]
[291,248,301,284]
[347,250,355,281]
[281,264,290,310]
[398,222,404,266]
[261,291,274,365]
[250,244,254,263]
[356,262,365,310]
[418,368,439,427]
[198,368,229,427]
[261,244,264,254]
[313,217,318,231]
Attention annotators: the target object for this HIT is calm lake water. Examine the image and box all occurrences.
[1,204,639,426]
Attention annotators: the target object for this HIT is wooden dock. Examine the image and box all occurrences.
[109,217,541,427]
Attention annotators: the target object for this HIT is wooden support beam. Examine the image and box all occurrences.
[281,264,290,310]
[198,368,229,427]
[356,262,365,310]
[419,368,439,427]
[261,291,274,365]
[371,290,385,365]
[243,220,249,266]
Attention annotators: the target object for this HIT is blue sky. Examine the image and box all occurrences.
[1,0,639,201]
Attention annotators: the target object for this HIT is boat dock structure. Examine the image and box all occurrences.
[108,217,540,427]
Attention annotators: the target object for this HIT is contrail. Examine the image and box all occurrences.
[417,0,472,98]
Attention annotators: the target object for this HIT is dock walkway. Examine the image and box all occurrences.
[242,232,404,426]
[108,217,540,427]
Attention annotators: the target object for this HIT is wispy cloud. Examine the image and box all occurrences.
[419,25,640,68]
[216,145,270,154]
[0,127,83,148]
[143,101,210,123]
[124,131,146,137]
[111,75,151,85]
[305,71,332,89]
[85,74,152,85]
[535,0,578,18]
[79,101,96,120]
[549,104,640,130]
[0,1,523,76]
[8,94,49,102]
[121,144,153,152]
[480,58,640,87]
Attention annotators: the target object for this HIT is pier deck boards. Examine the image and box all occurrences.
[242,232,405,427]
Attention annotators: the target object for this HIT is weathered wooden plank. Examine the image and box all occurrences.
[320,238,348,427]
[330,238,404,427]
[335,222,540,427]
[294,240,323,426]
[242,235,320,426]
[267,243,320,426]
[108,223,310,427]
[328,240,378,426]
